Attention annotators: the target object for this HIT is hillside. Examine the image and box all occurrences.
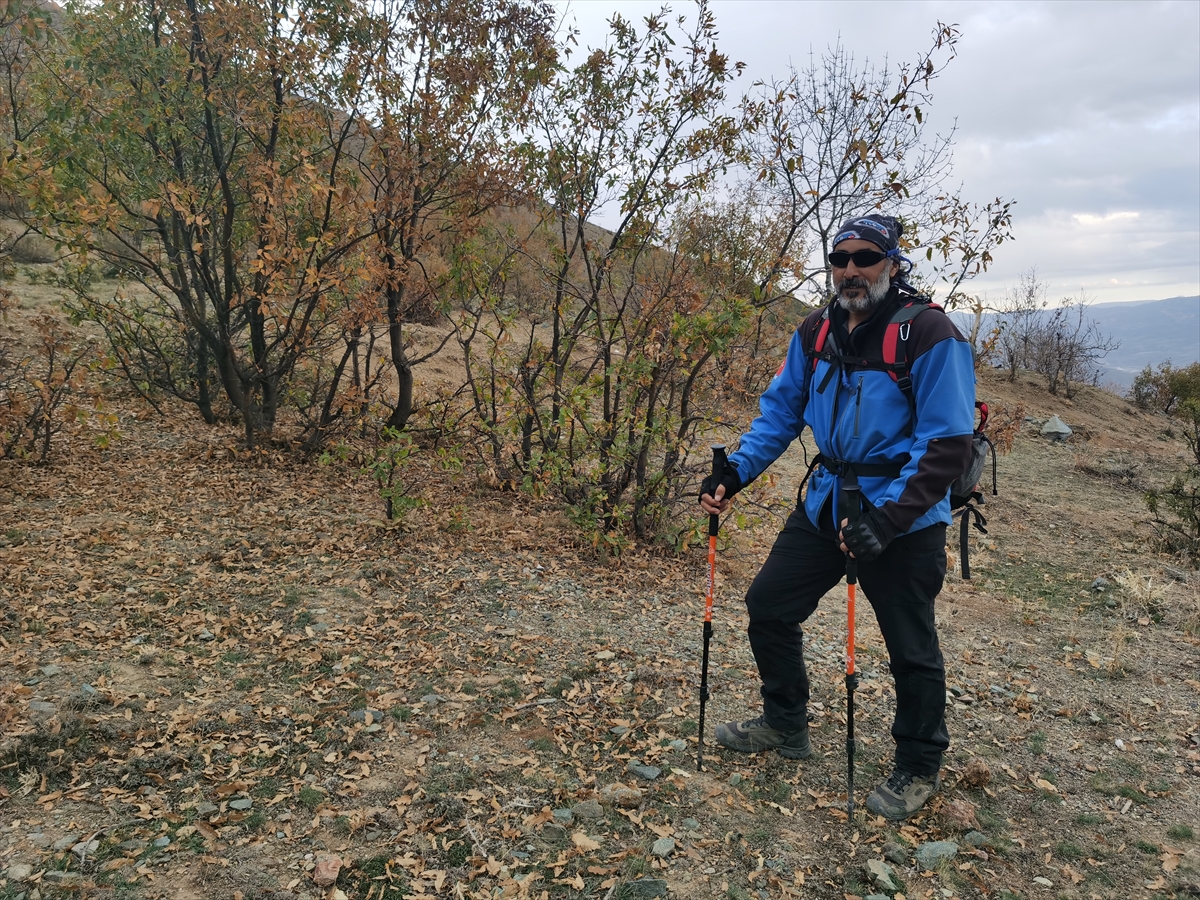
[1,276,1199,900]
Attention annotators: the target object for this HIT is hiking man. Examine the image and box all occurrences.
[699,214,975,820]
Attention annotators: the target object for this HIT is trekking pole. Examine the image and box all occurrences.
[697,444,726,773]
[841,475,862,823]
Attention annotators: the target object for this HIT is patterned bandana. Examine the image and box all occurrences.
[833,215,903,256]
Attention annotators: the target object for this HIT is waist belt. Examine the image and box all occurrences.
[814,453,908,479]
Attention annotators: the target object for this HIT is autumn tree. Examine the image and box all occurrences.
[20,0,373,446]
[453,3,746,545]
[348,0,558,433]
[741,25,1012,311]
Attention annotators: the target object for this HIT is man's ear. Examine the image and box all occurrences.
[890,260,901,279]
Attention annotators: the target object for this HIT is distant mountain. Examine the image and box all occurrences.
[952,295,1199,390]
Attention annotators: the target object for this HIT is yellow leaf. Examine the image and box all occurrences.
[571,832,601,852]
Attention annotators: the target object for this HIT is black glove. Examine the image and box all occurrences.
[699,460,742,505]
[839,505,898,562]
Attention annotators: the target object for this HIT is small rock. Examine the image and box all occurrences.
[595,650,615,661]
[1091,576,1109,592]
[419,694,442,705]
[571,799,604,821]
[881,841,908,866]
[70,839,100,859]
[543,824,569,846]
[510,850,529,859]
[668,739,687,751]
[40,665,63,677]
[1104,597,1118,608]
[728,773,743,787]
[229,798,253,811]
[198,629,216,641]
[195,802,219,817]
[650,837,675,858]
[618,877,668,898]
[118,839,147,852]
[5,862,33,882]
[599,782,643,808]
[682,818,700,830]
[27,833,51,849]
[51,836,79,852]
[626,762,661,781]
[29,701,57,715]
[610,726,630,736]
[866,859,899,892]
[963,830,988,848]
[1041,415,1072,440]
[552,808,574,825]
[915,840,959,869]
[349,708,383,724]
[313,853,342,887]
[152,836,171,849]
[866,895,891,900]
[1033,876,1053,887]
[941,798,979,831]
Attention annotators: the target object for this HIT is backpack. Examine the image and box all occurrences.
[807,295,998,578]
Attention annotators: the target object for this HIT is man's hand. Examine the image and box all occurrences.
[839,506,898,562]
[699,462,741,516]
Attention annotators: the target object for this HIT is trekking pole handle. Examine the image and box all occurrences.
[709,445,727,538]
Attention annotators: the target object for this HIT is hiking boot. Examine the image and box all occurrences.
[865,769,941,820]
[714,715,812,759]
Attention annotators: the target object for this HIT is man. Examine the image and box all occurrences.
[699,214,975,820]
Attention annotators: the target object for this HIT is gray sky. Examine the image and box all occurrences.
[556,0,1200,306]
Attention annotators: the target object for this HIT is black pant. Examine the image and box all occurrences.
[744,505,949,776]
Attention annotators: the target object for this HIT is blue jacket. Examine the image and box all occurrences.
[729,287,976,534]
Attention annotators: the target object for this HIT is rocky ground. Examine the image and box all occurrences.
[1,276,1198,900]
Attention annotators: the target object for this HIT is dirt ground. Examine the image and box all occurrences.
[1,274,1198,900]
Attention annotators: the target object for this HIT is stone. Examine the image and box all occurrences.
[195,802,219,817]
[610,726,630,736]
[29,701,57,715]
[941,798,979,831]
[682,818,700,830]
[419,694,442,705]
[866,895,891,900]
[349,708,383,724]
[543,824,569,846]
[571,799,604,821]
[229,798,253,811]
[70,839,100,859]
[5,862,34,882]
[151,836,170,849]
[668,739,687,751]
[626,762,661,781]
[599,782,643,808]
[27,833,51,849]
[728,773,743,786]
[915,840,959,869]
[551,808,574,825]
[617,878,668,898]
[119,839,148,852]
[650,837,675,858]
[51,836,79,852]
[40,665,63,677]
[313,853,342,887]
[963,830,988,848]
[198,629,216,641]
[866,859,899,892]
[595,650,615,660]
[1033,876,1053,887]
[882,840,908,865]
[1041,415,1072,440]
[1091,576,1109,592]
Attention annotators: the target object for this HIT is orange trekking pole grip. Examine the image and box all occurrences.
[697,444,726,772]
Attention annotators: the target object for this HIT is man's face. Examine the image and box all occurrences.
[831,238,899,313]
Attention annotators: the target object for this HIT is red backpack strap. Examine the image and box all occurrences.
[810,308,832,372]
[882,299,937,422]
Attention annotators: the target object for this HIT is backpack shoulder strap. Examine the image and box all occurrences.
[881,297,941,411]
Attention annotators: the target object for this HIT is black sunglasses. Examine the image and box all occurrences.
[828,249,889,268]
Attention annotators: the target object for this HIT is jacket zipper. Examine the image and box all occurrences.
[853,376,863,438]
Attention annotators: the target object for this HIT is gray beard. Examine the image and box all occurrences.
[836,267,892,314]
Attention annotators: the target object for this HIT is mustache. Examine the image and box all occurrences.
[837,276,870,292]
